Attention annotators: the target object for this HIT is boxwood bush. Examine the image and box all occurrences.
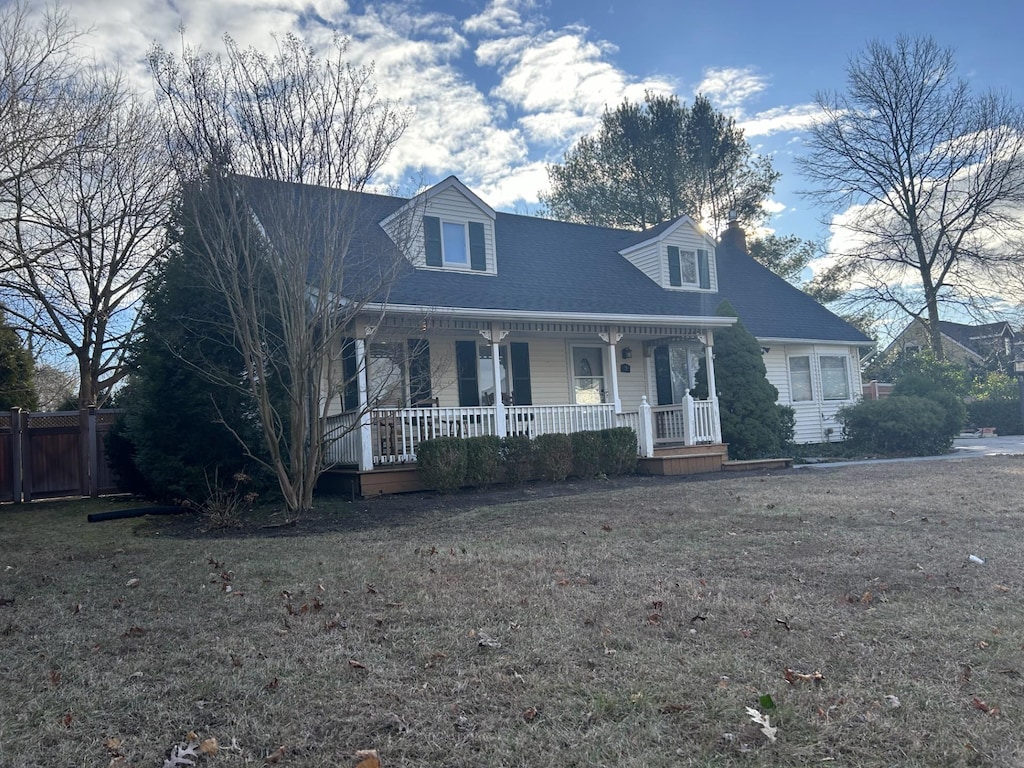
[600,427,638,475]
[416,437,467,493]
[534,433,574,481]
[500,434,534,486]
[464,435,502,487]
[571,431,603,478]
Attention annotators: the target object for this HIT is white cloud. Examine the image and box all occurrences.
[464,0,539,37]
[696,66,768,110]
[475,161,551,209]
[740,104,827,137]
[762,199,787,215]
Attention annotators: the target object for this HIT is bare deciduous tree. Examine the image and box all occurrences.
[0,92,174,406]
[799,35,1024,358]
[149,32,408,517]
[0,2,174,407]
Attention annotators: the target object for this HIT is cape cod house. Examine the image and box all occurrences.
[243,175,871,495]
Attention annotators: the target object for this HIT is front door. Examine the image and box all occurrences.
[654,344,696,405]
[572,346,605,404]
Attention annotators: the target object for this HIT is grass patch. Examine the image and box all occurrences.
[2,460,1024,766]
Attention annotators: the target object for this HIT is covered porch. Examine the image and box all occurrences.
[322,309,732,478]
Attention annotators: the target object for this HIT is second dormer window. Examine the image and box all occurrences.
[424,216,488,271]
[667,245,711,289]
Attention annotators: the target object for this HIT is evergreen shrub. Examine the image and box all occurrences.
[500,434,534,486]
[464,435,502,487]
[416,437,467,493]
[600,427,638,475]
[571,431,603,478]
[534,433,574,481]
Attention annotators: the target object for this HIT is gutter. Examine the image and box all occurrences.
[360,302,737,328]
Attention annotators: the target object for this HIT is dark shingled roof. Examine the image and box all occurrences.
[241,175,871,344]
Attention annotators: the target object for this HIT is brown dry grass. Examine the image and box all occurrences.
[2,457,1024,767]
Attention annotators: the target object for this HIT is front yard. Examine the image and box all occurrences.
[2,458,1023,767]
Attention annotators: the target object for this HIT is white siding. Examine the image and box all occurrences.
[766,344,862,444]
[620,223,719,293]
[383,186,497,273]
[616,337,649,410]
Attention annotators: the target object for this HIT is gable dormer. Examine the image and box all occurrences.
[617,215,718,292]
[380,176,497,275]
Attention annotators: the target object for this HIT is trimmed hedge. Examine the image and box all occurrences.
[601,427,638,476]
[464,435,502,487]
[967,399,1023,436]
[416,437,467,493]
[500,434,534,487]
[534,433,574,481]
[571,431,603,478]
[839,396,951,455]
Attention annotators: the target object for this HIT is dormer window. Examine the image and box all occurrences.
[667,246,711,289]
[424,215,487,271]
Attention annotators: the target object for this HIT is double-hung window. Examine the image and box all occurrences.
[820,355,851,400]
[441,222,468,265]
[788,356,813,402]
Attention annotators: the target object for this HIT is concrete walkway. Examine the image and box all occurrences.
[795,434,1024,469]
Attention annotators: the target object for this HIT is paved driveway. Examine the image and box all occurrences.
[796,434,1024,469]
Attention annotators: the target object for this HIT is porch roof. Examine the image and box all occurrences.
[240,176,871,345]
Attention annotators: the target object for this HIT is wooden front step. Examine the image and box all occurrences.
[637,451,724,476]
[652,442,728,459]
[722,458,793,472]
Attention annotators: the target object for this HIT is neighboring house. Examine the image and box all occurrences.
[882,319,1022,372]
[243,175,870,491]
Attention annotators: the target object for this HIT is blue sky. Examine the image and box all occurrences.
[65,0,1024,250]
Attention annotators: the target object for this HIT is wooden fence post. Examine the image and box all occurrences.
[87,408,98,497]
[11,408,23,503]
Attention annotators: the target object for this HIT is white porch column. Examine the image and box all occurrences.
[600,328,623,412]
[702,331,723,443]
[637,395,654,457]
[482,325,507,438]
[355,337,373,471]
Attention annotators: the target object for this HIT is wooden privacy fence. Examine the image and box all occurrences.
[0,409,123,502]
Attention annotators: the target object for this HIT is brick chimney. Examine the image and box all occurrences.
[719,210,747,252]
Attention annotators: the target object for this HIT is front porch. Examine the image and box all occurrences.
[323,392,724,493]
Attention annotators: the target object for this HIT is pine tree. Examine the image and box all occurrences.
[0,309,37,410]
[694,301,792,459]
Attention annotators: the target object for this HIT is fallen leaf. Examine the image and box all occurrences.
[348,659,368,669]
[972,697,1000,716]
[658,703,690,714]
[123,626,146,638]
[784,668,824,685]
[62,711,73,728]
[264,677,279,690]
[264,745,286,764]
[522,706,538,722]
[103,736,124,753]
[885,694,901,709]
[744,706,777,742]
[126,578,140,588]
[199,737,218,756]
[49,669,62,687]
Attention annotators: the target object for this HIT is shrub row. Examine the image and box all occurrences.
[416,427,637,493]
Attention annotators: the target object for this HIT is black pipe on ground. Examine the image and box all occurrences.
[87,506,187,523]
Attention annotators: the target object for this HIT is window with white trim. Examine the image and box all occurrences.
[666,246,711,289]
[820,355,851,400]
[442,221,468,265]
[788,356,813,402]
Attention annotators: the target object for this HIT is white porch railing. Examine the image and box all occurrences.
[323,412,361,465]
[322,396,719,468]
[505,404,616,438]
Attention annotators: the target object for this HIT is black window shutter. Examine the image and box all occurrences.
[697,249,711,289]
[654,345,673,405]
[341,337,359,411]
[424,216,442,266]
[455,340,480,406]
[509,342,532,405]
[667,246,682,287]
[408,339,431,406]
[468,221,487,271]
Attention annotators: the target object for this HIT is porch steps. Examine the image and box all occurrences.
[638,443,728,476]
[319,465,425,498]
[722,458,794,472]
